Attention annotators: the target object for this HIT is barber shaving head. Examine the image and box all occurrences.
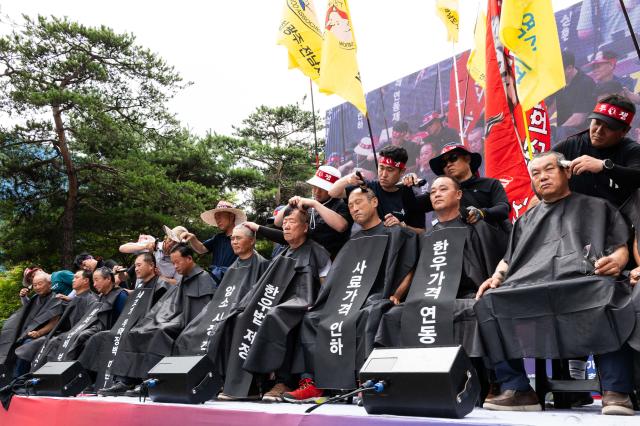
[376,145,408,191]
[529,152,572,203]
[588,94,635,149]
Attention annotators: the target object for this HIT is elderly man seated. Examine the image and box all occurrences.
[475,151,636,416]
[0,274,62,380]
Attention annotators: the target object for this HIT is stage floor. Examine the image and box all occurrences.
[1,394,636,426]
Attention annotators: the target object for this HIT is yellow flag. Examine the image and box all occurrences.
[277,0,323,81]
[467,10,487,88]
[499,0,565,111]
[317,0,367,114]
[436,0,460,43]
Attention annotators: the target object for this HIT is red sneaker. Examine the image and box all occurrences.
[282,378,324,403]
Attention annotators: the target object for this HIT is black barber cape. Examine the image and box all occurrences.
[222,240,330,398]
[20,291,97,367]
[475,192,634,363]
[620,190,640,352]
[34,286,127,367]
[375,218,503,358]
[79,276,170,389]
[296,223,418,390]
[172,253,268,369]
[0,292,62,379]
[106,266,215,379]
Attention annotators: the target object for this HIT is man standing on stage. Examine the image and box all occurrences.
[554,94,640,208]
[184,201,247,286]
[329,145,425,233]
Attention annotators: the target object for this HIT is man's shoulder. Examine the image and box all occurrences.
[554,130,590,153]
[570,191,617,209]
[618,137,640,155]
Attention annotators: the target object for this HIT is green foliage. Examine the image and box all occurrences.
[0,265,25,328]
[0,15,187,267]
[0,14,323,323]
[231,103,324,222]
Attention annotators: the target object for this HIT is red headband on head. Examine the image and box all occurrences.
[379,156,406,170]
[594,103,634,126]
[315,169,339,183]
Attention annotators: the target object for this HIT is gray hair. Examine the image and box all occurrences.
[527,151,568,173]
[234,223,256,239]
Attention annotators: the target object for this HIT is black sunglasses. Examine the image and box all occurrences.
[442,153,459,164]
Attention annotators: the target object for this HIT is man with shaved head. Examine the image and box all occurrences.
[476,152,635,416]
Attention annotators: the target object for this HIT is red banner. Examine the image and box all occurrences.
[522,102,552,160]
[447,50,485,147]
[483,0,534,221]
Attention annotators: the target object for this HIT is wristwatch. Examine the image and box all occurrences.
[603,159,614,170]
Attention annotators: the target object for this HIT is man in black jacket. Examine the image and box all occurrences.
[554,94,640,208]
[412,144,511,231]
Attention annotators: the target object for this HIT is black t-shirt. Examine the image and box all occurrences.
[346,180,425,229]
[552,70,596,127]
[308,198,352,258]
[554,131,640,207]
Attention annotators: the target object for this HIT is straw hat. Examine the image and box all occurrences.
[200,200,247,227]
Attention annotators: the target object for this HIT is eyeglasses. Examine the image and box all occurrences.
[442,153,459,164]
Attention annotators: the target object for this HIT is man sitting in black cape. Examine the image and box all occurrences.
[475,151,636,416]
[272,165,352,259]
[32,267,128,370]
[411,143,511,232]
[286,186,418,402]
[375,176,503,397]
[98,244,215,392]
[79,253,170,396]
[225,207,331,402]
[20,269,97,372]
[0,275,62,381]
[169,224,269,400]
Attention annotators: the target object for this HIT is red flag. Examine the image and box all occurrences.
[447,51,484,148]
[483,0,533,220]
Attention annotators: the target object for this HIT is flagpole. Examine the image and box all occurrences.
[433,65,440,111]
[619,0,640,62]
[451,44,465,145]
[365,114,379,167]
[378,88,391,142]
[461,61,472,137]
[309,79,320,167]
[437,63,445,114]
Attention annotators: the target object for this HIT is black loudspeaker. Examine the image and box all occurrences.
[359,346,480,418]
[147,355,220,404]
[32,361,91,397]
